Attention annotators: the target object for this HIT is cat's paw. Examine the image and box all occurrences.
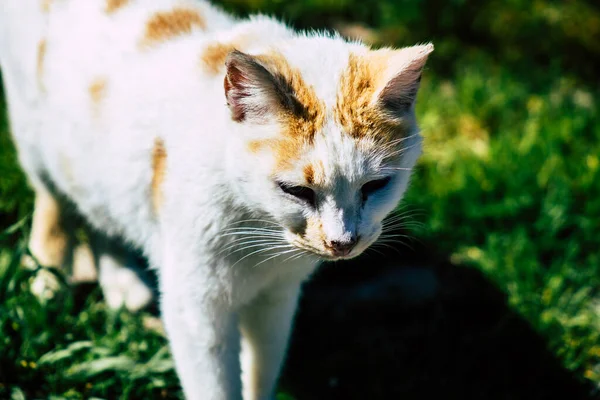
[21,253,63,301]
[100,259,154,312]
[29,267,62,301]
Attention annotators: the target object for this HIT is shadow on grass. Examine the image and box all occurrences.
[283,242,597,400]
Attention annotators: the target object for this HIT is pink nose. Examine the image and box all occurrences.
[327,237,358,257]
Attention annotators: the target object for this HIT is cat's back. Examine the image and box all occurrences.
[0,0,235,143]
[1,0,299,248]
[2,1,230,86]
[0,0,237,245]
[41,1,233,97]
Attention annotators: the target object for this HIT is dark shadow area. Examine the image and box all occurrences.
[282,238,599,400]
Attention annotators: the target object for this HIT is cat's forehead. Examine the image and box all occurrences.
[252,39,409,181]
[282,123,370,182]
[276,36,364,108]
[241,38,433,183]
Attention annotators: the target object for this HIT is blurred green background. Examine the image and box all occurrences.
[1,0,599,398]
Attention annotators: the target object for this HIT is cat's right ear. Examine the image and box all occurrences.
[224,50,297,123]
[375,43,434,117]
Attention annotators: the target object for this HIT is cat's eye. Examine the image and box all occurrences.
[277,182,316,207]
[361,177,391,201]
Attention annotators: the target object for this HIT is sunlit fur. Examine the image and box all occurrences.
[0,1,432,399]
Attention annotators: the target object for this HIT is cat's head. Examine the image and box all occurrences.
[224,37,432,260]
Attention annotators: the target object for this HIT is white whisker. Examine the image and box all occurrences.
[230,246,289,268]
[253,247,298,268]
[380,167,413,171]
[227,219,280,227]
[218,239,286,256]
[281,249,309,263]
[219,231,283,238]
[221,227,283,234]
[381,142,422,159]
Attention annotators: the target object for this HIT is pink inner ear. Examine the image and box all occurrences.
[224,59,251,122]
[378,45,433,115]
[223,50,304,124]
[378,72,421,115]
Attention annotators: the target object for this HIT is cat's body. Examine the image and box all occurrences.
[0,1,432,399]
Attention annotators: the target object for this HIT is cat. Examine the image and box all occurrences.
[0,0,432,399]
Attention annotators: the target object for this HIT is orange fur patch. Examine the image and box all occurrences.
[106,0,129,13]
[303,161,326,186]
[201,43,238,75]
[151,138,167,214]
[142,8,205,46]
[303,165,314,185]
[304,216,326,247]
[37,39,47,92]
[245,51,327,170]
[247,141,263,154]
[41,0,51,13]
[334,51,404,141]
[89,78,108,117]
[258,52,327,140]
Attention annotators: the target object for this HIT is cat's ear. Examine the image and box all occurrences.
[224,50,298,123]
[375,43,433,116]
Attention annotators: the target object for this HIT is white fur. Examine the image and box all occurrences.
[0,1,430,399]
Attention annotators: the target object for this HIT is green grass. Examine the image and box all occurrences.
[409,58,600,380]
[0,221,180,398]
[1,0,600,398]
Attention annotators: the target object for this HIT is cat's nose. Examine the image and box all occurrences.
[327,236,358,257]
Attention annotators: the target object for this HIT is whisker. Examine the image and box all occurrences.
[221,235,285,246]
[382,213,421,223]
[380,167,413,171]
[382,217,423,229]
[383,222,421,230]
[378,133,421,151]
[253,247,298,268]
[218,239,286,256]
[230,246,289,268]
[379,232,415,240]
[236,243,291,254]
[382,227,424,236]
[227,219,280,227]
[382,209,425,223]
[221,233,285,243]
[365,246,385,257]
[381,142,422,159]
[371,242,404,255]
[383,221,425,230]
[221,227,283,234]
[219,231,283,238]
[376,238,416,252]
[281,249,310,264]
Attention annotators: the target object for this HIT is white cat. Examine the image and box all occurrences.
[0,1,432,399]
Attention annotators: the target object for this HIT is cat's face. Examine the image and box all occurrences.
[225,40,431,260]
[272,127,421,260]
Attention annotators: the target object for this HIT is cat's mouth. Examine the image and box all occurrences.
[285,230,378,261]
[284,230,380,261]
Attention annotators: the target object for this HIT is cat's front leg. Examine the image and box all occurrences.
[239,282,303,400]
[160,249,242,400]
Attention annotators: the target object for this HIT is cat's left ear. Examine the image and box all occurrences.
[223,50,299,123]
[375,43,433,116]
